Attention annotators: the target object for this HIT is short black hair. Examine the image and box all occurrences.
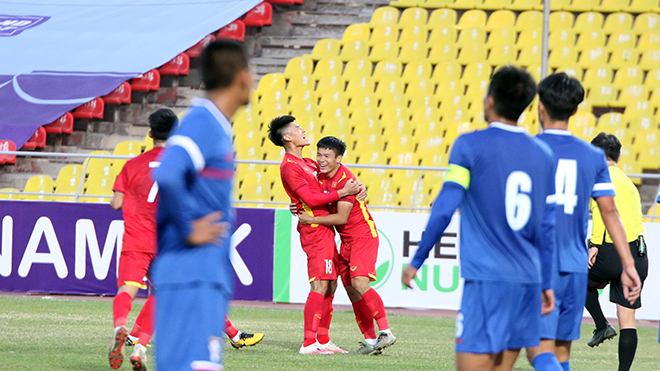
[538,73,585,121]
[317,136,346,157]
[267,115,296,147]
[149,108,177,140]
[200,39,249,91]
[591,132,621,162]
[487,65,537,122]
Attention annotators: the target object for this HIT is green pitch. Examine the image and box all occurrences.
[1,296,658,370]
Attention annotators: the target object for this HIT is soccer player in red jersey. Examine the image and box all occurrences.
[298,136,396,355]
[267,116,360,354]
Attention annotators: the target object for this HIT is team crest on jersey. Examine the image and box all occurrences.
[332,181,338,188]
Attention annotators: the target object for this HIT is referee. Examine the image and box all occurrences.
[585,133,649,371]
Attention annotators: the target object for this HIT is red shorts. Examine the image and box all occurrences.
[300,225,339,282]
[338,237,378,286]
[117,250,156,289]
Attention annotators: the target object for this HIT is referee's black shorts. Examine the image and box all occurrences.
[588,240,648,309]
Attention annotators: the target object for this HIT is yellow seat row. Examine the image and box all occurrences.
[391,0,660,13]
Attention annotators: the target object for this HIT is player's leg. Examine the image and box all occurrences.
[527,340,562,371]
[318,279,346,353]
[456,352,497,371]
[586,244,621,347]
[616,305,637,371]
[551,272,589,371]
[492,349,521,371]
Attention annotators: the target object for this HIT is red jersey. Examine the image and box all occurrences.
[112,147,163,253]
[319,164,378,241]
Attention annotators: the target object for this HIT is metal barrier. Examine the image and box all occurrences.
[1,150,660,220]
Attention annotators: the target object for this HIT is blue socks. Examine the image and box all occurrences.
[560,361,570,371]
[532,352,563,371]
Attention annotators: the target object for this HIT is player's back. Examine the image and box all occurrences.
[452,123,555,284]
[537,129,614,274]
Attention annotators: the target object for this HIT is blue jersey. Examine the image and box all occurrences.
[153,98,235,286]
[537,129,615,274]
[412,123,556,286]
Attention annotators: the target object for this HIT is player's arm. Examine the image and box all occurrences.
[299,200,352,226]
[282,163,359,207]
[538,199,556,293]
[110,191,124,210]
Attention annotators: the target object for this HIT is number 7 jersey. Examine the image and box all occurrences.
[537,129,615,274]
[445,123,556,284]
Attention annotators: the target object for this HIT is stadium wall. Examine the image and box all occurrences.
[0,201,656,321]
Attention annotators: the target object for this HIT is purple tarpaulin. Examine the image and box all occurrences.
[0,201,275,301]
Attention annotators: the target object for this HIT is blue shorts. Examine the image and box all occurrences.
[540,272,587,341]
[155,281,230,371]
[456,280,541,354]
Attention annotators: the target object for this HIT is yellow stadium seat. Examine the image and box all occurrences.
[595,0,624,12]
[517,45,542,66]
[22,175,53,201]
[342,23,371,42]
[369,41,399,62]
[635,130,660,169]
[83,150,111,175]
[638,31,660,51]
[526,63,551,82]
[462,62,492,82]
[232,106,259,130]
[321,109,352,133]
[343,58,373,79]
[420,0,454,8]
[573,12,604,32]
[417,136,448,165]
[457,27,486,45]
[607,31,636,51]
[399,7,428,27]
[257,73,286,97]
[80,176,113,203]
[431,61,462,82]
[428,26,457,45]
[486,27,516,46]
[556,65,584,80]
[457,10,487,28]
[260,89,287,107]
[283,56,314,78]
[406,77,435,96]
[587,85,617,106]
[457,44,487,65]
[435,80,465,98]
[615,85,649,107]
[449,0,483,9]
[569,111,596,130]
[349,93,379,116]
[311,39,340,61]
[548,47,577,68]
[289,90,319,116]
[316,76,345,95]
[373,59,403,80]
[628,115,657,132]
[370,7,399,28]
[506,0,542,10]
[286,75,315,93]
[319,91,349,110]
[549,30,576,49]
[577,47,608,68]
[370,25,398,45]
[259,102,289,123]
[644,68,660,88]
[402,59,433,82]
[603,13,633,33]
[624,100,654,118]
[576,31,606,50]
[487,45,517,66]
[547,0,570,10]
[391,0,422,7]
[639,50,660,70]
[398,41,428,63]
[54,164,84,188]
[53,180,81,202]
[565,0,598,12]
[339,39,369,61]
[630,0,659,12]
[487,11,516,30]
[515,11,542,30]
[399,25,429,44]
[440,95,469,117]
[0,188,20,200]
[633,13,660,34]
[112,141,143,174]
[464,79,488,102]
[375,77,405,99]
[608,48,640,69]
[517,29,542,47]
[613,67,644,87]
[599,111,625,130]
[313,57,343,78]
[576,100,592,112]
[549,12,574,31]
[481,0,512,10]
[409,94,438,111]
[428,8,457,26]
[346,76,375,96]
[427,43,458,64]
[387,135,415,154]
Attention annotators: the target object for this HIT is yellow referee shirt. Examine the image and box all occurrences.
[590,165,645,244]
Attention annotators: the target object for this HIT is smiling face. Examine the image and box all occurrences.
[283,122,310,147]
[316,147,342,175]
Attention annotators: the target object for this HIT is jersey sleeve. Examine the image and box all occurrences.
[281,162,309,193]
[336,171,356,204]
[113,165,129,193]
[592,153,615,199]
[282,162,340,207]
[444,135,471,190]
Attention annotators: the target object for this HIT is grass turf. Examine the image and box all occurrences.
[0,296,658,370]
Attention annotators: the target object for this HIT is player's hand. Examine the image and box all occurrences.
[541,289,555,316]
[621,264,642,304]
[187,212,229,246]
[289,202,297,216]
[338,179,360,198]
[402,264,418,289]
[356,181,368,202]
[298,212,314,225]
[588,247,598,268]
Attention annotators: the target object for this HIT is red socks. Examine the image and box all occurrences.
[352,298,377,340]
[303,292,324,347]
[362,288,389,331]
[113,291,133,328]
[225,315,239,339]
[317,295,334,345]
[137,295,155,347]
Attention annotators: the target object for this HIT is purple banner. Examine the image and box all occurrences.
[0,201,275,301]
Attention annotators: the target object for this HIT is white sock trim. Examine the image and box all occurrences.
[231,331,242,343]
[365,338,377,346]
[380,328,392,334]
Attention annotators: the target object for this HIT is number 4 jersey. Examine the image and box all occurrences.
[113,146,163,254]
[537,129,615,274]
[445,123,556,284]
